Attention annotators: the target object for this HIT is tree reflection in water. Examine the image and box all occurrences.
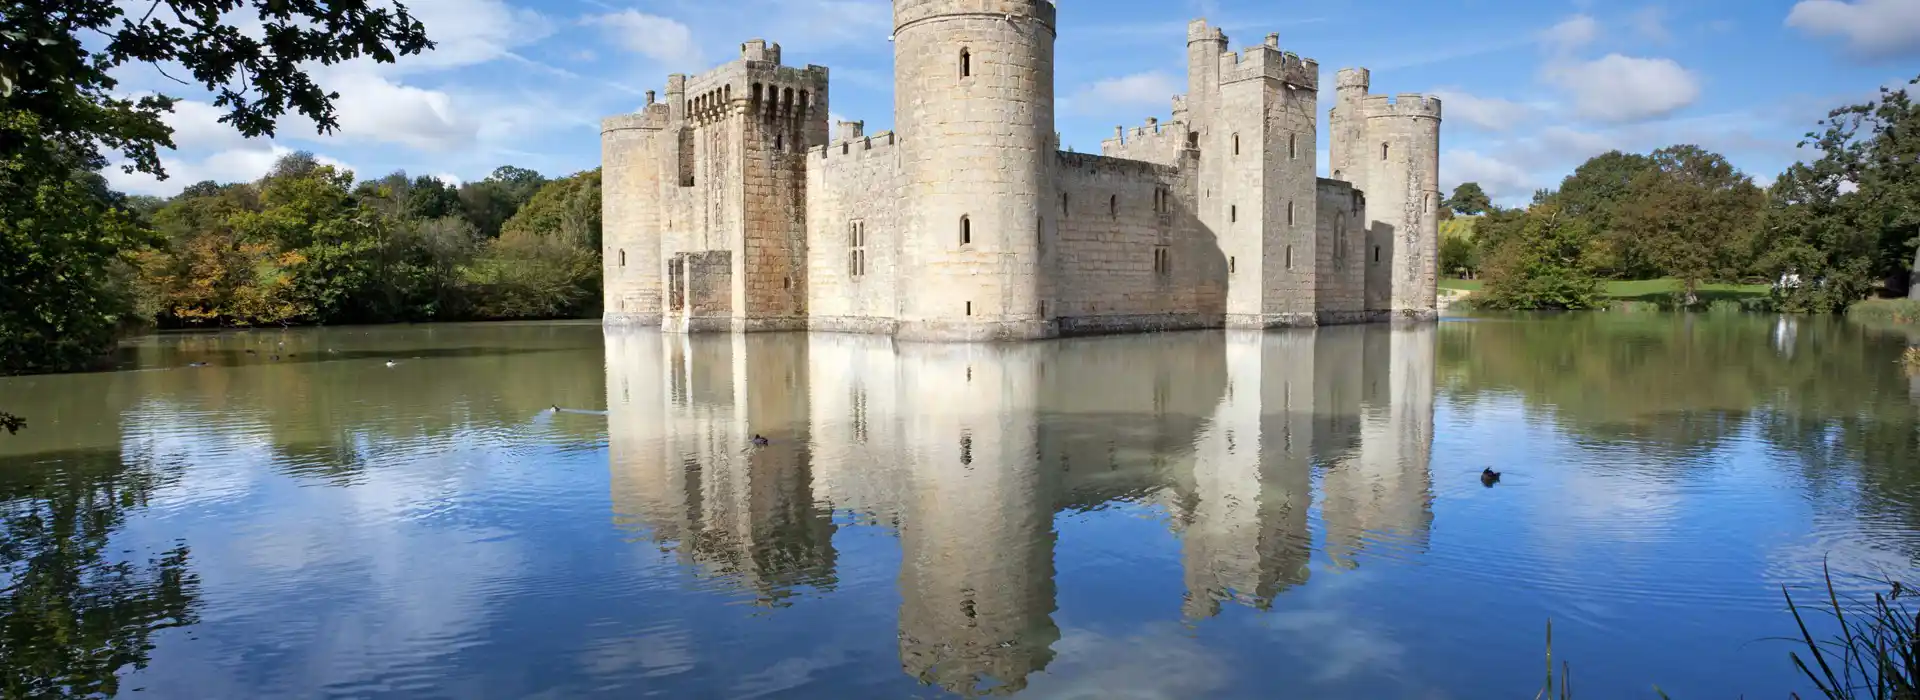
[0,449,199,698]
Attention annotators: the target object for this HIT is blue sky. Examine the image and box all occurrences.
[103,0,1920,205]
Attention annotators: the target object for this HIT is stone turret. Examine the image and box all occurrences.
[892,0,1059,340]
[1329,70,1441,320]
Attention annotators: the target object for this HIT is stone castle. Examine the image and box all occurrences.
[600,0,1442,341]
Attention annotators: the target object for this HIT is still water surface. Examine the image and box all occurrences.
[3,315,1918,698]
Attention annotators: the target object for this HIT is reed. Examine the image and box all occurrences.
[1536,563,1910,698]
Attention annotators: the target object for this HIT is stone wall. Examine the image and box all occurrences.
[1050,152,1225,335]
[1099,116,1191,167]
[806,127,904,334]
[1315,178,1368,323]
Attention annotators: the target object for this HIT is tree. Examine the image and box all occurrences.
[1445,182,1492,215]
[458,166,549,238]
[1440,235,1480,278]
[1616,145,1766,306]
[1760,73,1920,305]
[1754,162,1879,312]
[1537,151,1660,278]
[0,0,434,429]
[1477,204,1605,310]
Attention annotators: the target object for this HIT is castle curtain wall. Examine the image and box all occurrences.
[805,130,904,334]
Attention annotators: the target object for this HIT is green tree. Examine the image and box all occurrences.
[1537,150,1660,277]
[1616,145,1767,306]
[1478,204,1605,310]
[0,0,434,428]
[1440,235,1480,278]
[458,166,548,238]
[1445,182,1492,215]
[464,169,603,319]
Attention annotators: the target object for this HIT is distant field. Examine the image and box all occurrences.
[1440,277,1770,302]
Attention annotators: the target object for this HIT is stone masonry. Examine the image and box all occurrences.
[601,0,1443,339]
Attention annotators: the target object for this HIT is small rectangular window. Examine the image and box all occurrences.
[1230,205,1237,222]
[1229,256,1236,274]
[1287,201,1295,226]
[1289,133,1297,160]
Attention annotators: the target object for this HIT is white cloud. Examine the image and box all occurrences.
[1441,149,1536,202]
[597,10,703,68]
[105,145,355,196]
[393,0,555,73]
[1630,6,1671,43]
[1430,90,1534,132]
[312,67,476,151]
[1787,0,1920,58]
[1541,14,1600,53]
[1063,71,1181,116]
[1542,54,1701,122]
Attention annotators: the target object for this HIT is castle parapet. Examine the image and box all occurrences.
[894,0,1057,32]
[811,130,900,159]
[1361,93,1443,120]
[1218,44,1319,89]
[603,107,669,133]
[741,38,781,64]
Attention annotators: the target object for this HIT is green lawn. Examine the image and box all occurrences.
[1440,277,1770,302]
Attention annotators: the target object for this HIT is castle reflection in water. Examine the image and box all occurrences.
[603,326,1435,696]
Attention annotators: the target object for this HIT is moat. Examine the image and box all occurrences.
[2,314,1917,697]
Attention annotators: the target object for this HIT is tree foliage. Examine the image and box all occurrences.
[1615,145,1767,305]
[1477,204,1606,310]
[1758,74,1920,309]
[1445,182,1492,216]
[0,0,435,430]
[134,154,600,327]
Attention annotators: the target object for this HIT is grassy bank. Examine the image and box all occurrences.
[1440,278,1771,305]
[1849,298,1920,326]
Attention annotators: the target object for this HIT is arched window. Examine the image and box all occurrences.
[959,48,971,78]
[1230,205,1237,222]
[1287,201,1295,226]
[1286,245,1294,270]
[619,249,626,267]
[1061,192,1069,217]
[1289,133,1298,159]
[960,215,971,246]
[1187,131,1199,149]
[1381,142,1390,160]
[1232,133,1240,155]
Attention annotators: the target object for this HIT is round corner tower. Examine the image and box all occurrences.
[1362,94,1442,319]
[893,0,1057,342]
[1327,68,1370,188]
[601,99,669,328]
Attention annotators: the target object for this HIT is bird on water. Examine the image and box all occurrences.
[1481,467,1502,487]
[751,434,769,447]
[385,360,398,368]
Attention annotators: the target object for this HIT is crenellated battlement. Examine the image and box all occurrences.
[810,129,900,160]
[895,0,1057,32]
[1361,93,1442,120]
[602,102,671,133]
[1217,43,1318,89]
[1186,18,1227,46]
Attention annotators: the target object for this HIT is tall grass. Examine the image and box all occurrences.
[1784,564,1919,700]
[1850,299,1920,326]
[1537,565,1913,699]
